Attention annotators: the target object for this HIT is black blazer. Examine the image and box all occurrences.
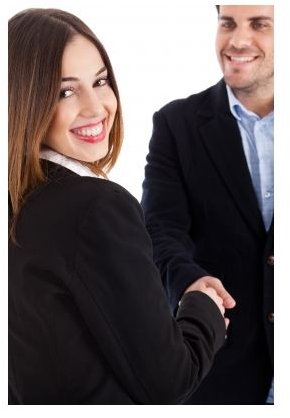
[9,161,225,405]
[142,79,274,404]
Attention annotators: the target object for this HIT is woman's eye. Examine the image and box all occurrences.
[95,78,108,87]
[59,87,74,99]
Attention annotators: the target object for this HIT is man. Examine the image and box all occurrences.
[141,5,273,404]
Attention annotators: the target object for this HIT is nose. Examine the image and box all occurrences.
[229,26,253,50]
[80,89,103,118]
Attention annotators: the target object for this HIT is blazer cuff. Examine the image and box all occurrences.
[176,291,226,353]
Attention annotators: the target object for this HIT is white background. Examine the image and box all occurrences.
[2,1,290,417]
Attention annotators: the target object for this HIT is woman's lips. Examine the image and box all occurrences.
[70,121,106,143]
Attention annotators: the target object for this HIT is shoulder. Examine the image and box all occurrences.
[157,79,226,118]
[44,160,137,199]
[16,164,144,249]
[26,162,142,219]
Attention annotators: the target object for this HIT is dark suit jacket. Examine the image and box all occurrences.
[9,161,225,405]
[142,79,274,404]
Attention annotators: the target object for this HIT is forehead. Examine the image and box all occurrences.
[62,35,104,76]
[219,5,274,20]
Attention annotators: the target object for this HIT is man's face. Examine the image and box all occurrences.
[215,5,274,94]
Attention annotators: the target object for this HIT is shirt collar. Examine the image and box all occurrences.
[40,147,99,178]
[226,84,260,122]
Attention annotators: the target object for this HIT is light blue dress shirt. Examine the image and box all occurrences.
[226,85,274,403]
[226,85,274,231]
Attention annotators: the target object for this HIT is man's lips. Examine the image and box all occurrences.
[224,54,259,63]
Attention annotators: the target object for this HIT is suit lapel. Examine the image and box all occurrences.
[196,80,266,237]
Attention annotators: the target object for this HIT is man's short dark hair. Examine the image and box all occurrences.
[216,5,219,13]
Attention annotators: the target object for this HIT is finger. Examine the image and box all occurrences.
[208,280,236,308]
[223,296,236,309]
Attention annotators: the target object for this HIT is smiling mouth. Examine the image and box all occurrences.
[72,121,103,137]
[70,121,106,143]
[225,55,258,63]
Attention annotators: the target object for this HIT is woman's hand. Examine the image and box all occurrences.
[184,276,236,328]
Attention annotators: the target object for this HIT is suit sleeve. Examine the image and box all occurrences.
[141,109,210,311]
[70,183,225,404]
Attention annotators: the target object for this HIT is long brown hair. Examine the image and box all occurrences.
[9,8,123,240]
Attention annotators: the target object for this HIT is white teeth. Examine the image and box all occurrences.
[230,56,255,63]
[74,123,103,137]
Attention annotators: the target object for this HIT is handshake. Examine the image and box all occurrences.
[184,276,236,328]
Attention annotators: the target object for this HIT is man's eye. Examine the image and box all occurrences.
[252,21,268,30]
[220,21,235,30]
[59,88,74,99]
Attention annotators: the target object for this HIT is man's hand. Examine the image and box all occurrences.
[184,276,236,328]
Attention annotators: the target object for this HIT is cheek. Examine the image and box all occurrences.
[215,35,223,58]
[48,117,60,139]
[266,43,274,61]
[108,92,117,117]
[215,45,223,69]
[49,106,73,138]
[45,112,67,149]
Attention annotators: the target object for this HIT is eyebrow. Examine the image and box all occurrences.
[61,66,107,82]
[248,16,273,22]
[219,15,273,22]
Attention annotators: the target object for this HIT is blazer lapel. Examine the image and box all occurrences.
[197,80,265,238]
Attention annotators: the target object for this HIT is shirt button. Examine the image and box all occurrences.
[268,312,274,323]
[267,255,274,266]
[264,191,271,199]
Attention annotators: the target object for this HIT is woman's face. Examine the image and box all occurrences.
[45,35,117,162]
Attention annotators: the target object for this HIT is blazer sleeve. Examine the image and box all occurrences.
[141,109,210,312]
[70,183,225,404]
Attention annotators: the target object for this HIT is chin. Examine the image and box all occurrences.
[80,145,109,163]
[92,153,109,163]
[224,76,248,89]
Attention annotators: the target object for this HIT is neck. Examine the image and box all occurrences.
[232,85,274,118]
[235,91,273,117]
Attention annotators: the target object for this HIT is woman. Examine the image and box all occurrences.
[8,8,235,404]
